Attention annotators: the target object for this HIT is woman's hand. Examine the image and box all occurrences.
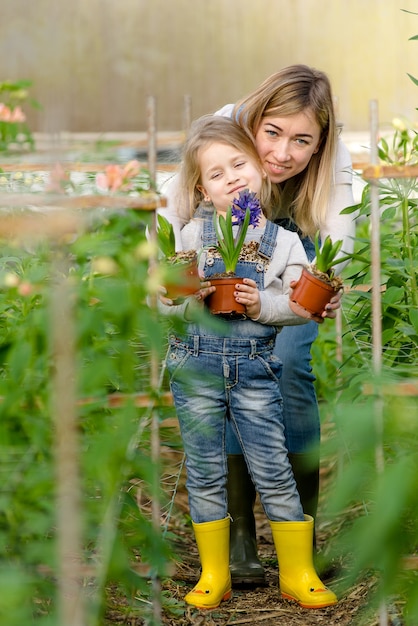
[159,280,215,306]
[233,277,261,318]
[193,280,216,303]
[289,280,342,324]
[320,289,342,319]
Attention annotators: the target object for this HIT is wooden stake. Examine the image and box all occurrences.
[51,255,85,626]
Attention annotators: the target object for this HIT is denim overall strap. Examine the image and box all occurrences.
[257,220,279,260]
[203,213,218,247]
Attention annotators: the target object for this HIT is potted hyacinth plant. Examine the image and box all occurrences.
[291,231,351,316]
[206,189,262,315]
[156,213,200,303]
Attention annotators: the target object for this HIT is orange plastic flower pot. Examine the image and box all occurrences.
[164,260,201,302]
[291,267,340,317]
[206,276,246,316]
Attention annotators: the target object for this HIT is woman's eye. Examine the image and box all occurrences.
[295,138,309,146]
[266,129,278,137]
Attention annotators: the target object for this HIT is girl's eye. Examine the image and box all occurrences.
[210,172,222,180]
[234,161,246,168]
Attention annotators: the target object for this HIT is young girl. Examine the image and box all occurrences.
[160,115,337,611]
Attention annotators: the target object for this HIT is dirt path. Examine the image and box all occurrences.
[105,446,384,626]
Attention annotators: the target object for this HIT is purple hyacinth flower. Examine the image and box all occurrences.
[231,189,262,228]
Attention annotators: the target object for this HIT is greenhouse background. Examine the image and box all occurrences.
[0,1,417,625]
[0,0,417,133]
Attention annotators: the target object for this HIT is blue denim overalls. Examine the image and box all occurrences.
[165,211,304,524]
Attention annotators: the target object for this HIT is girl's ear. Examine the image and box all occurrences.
[197,184,210,202]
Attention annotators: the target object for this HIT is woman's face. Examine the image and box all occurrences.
[254,109,322,184]
[197,142,263,213]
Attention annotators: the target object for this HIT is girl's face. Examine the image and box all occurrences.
[197,142,263,213]
[254,109,322,184]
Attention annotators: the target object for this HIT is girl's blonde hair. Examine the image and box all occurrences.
[176,115,271,223]
[233,64,338,237]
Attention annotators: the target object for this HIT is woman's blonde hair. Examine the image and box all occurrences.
[176,115,271,223]
[233,64,338,237]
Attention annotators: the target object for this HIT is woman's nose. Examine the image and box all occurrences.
[273,139,291,161]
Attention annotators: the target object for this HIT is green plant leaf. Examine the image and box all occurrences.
[157,213,176,258]
[407,72,418,86]
[409,307,418,334]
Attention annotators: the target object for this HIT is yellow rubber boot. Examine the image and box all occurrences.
[185,517,232,609]
[270,514,337,609]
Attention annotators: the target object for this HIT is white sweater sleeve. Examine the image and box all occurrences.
[158,174,185,252]
[320,139,357,274]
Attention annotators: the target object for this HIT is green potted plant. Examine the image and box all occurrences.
[206,189,262,315]
[291,232,351,316]
[156,213,200,303]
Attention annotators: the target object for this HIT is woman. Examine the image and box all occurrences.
[160,114,337,610]
[160,64,356,586]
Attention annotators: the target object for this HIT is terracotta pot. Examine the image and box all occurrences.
[164,260,200,302]
[206,276,246,316]
[291,267,341,316]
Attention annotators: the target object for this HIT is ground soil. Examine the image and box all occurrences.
[104,445,394,626]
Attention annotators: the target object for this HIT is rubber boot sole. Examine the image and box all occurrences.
[186,589,232,610]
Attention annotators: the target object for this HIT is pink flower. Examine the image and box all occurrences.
[46,162,71,193]
[0,104,26,123]
[10,106,26,123]
[95,160,140,193]
[18,281,33,296]
[0,103,12,121]
[122,159,141,179]
[96,164,124,192]
[95,172,109,191]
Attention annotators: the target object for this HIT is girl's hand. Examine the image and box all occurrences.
[158,286,173,306]
[159,280,215,306]
[193,280,216,303]
[233,277,261,318]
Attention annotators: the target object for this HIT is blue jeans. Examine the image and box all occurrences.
[166,330,304,524]
[226,231,320,456]
[225,322,320,455]
[275,322,320,453]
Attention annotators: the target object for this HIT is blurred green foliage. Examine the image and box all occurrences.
[0,79,39,152]
[313,120,418,624]
[0,203,185,625]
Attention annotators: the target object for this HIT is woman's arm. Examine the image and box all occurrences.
[158,174,186,251]
[256,230,310,326]
[320,139,357,274]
